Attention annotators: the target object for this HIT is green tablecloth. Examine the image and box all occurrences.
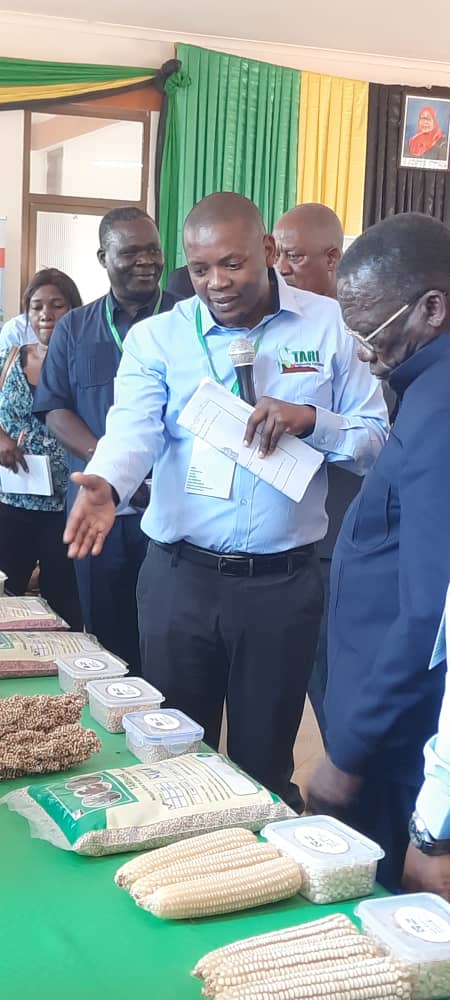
[0,676,394,1000]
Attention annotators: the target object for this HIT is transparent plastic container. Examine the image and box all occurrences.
[57,652,128,700]
[86,677,164,733]
[261,815,384,904]
[356,893,450,1000]
[0,571,8,595]
[123,708,204,763]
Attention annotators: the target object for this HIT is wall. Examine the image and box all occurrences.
[2,10,450,315]
[3,11,450,87]
[0,111,24,320]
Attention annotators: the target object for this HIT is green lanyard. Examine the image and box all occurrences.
[195,303,267,395]
[105,289,163,353]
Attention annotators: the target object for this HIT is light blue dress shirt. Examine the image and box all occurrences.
[87,273,388,554]
[416,585,450,838]
[0,313,37,349]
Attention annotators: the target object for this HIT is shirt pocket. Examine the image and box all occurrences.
[76,342,118,388]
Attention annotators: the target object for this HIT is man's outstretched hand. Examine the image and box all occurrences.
[64,473,116,559]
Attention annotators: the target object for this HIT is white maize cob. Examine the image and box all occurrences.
[145,856,302,920]
[193,912,357,981]
[115,827,257,889]
[207,934,381,996]
[215,957,411,1000]
[131,842,280,902]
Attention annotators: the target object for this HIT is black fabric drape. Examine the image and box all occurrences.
[363,84,450,228]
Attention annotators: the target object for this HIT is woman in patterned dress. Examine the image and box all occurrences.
[0,268,82,627]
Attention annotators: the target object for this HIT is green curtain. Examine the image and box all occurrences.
[159,45,301,277]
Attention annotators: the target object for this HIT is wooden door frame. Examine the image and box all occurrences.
[21,104,151,298]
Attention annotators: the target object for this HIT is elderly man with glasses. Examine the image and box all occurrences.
[307,212,450,892]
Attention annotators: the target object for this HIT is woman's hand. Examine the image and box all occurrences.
[0,428,28,472]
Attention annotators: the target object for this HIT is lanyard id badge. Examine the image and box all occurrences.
[105,289,163,353]
[195,303,267,393]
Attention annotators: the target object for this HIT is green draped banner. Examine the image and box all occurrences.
[0,57,158,105]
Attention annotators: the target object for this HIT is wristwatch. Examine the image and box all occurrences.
[409,811,450,856]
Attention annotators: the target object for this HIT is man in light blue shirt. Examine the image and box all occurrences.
[64,193,387,809]
[404,585,450,900]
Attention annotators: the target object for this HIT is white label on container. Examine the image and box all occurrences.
[74,657,108,672]
[143,713,180,731]
[394,906,450,943]
[294,826,349,855]
[105,682,142,700]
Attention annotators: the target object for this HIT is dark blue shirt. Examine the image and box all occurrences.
[33,288,177,478]
[325,332,450,784]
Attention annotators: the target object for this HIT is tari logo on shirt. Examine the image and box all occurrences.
[278,346,323,374]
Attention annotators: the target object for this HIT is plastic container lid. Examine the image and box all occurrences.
[123,708,204,746]
[261,815,385,869]
[86,677,164,707]
[56,652,128,679]
[356,893,450,960]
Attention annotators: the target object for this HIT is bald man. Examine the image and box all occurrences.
[274,203,344,299]
[63,192,387,810]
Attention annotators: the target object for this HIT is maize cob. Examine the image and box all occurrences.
[193,912,357,981]
[131,842,280,902]
[115,827,257,890]
[145,856,302,920]
[215,957,411,1000]
[207,934,381,996]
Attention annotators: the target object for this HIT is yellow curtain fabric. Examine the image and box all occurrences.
[0,76,153,105]
[297,72,369,236]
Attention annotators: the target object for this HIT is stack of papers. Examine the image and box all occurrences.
[0,456,53,496]
[178,378,324,503]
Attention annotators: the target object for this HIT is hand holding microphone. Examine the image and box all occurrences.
[228,338,257,406]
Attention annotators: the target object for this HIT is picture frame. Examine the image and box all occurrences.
[400,95,450,171]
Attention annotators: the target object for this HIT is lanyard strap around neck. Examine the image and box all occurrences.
[105,288,163,353]
[195,303,267,395]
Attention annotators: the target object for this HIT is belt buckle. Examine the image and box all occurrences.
[218,556,254,577]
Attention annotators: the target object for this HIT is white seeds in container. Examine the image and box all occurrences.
[261,815,384,905]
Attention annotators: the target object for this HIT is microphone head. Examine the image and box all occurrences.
[228,338,256,367]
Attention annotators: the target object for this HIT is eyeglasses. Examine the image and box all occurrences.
[346,302,410,353]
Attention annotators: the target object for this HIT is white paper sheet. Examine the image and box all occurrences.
[0,455,53,496]
[177,378,324,503]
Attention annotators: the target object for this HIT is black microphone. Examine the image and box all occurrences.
[228,338,257,406]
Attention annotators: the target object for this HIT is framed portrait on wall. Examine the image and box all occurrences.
[400,95,450,170]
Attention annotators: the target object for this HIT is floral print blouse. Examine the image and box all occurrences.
[0,348,69,511]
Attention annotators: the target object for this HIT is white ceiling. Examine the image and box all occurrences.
[3,0,450,64]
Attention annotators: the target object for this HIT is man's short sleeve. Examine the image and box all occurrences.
[33,313,74,418]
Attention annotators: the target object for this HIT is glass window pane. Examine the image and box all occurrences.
[30,113,143,201]
[35,210,109,305]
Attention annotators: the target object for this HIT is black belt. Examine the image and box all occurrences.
[152,540,316,577]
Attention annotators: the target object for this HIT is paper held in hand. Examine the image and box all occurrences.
[0,455,53,496]
[177,378,324,503]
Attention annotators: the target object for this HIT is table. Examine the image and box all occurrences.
[0,676,395,1000]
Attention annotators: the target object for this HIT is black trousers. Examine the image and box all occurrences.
[137,541,323,810]
[0,501,82,629]
[307,557,330,742]
[74,514,148,673]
